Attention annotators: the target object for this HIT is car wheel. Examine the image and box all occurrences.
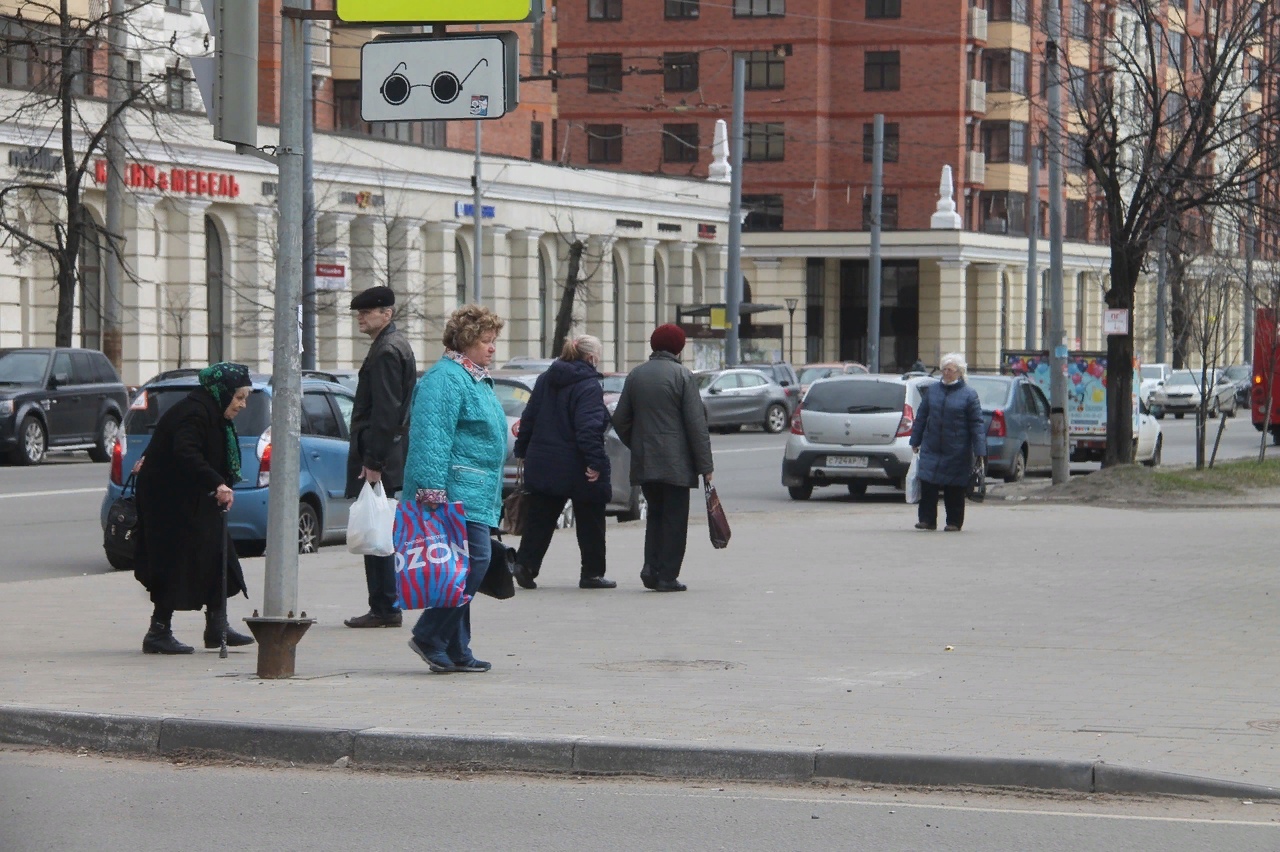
[788,484,813,501]
[106,550,133,571]
[88,415,120,463]
[1226,399,1237,418]
[1143,434,1163,468]
[297,501,320,554]
[12,416,46,465]
[1208,402,1218,419]
[1154,409,1165,420]
[617,486,646,523]
[1003,447,1027,483]
[556,502,576,529]
[763,403,788,434]
[846,482,867,497]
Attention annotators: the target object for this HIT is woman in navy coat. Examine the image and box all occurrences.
[909,352,986,531]
[512,334,616,589]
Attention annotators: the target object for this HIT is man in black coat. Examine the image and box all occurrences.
[343,286,417,628]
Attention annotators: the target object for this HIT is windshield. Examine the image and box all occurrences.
[1166,371,1211,388]
[600,375,627,393]
[799,367,838,385]
[0,351,48,385]
[1140,366,1166,380]
[1222,365,1251,382]
[803,380,905,414]
[966,376,1013,410]
[124,387,271,436]
[492,381,532,418]
[696,373,718,390]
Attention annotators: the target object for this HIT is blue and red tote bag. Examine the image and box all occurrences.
[393,501,471,609]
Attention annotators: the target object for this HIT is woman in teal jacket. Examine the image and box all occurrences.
[404,305,508,673]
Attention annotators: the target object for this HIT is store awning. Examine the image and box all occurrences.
[676,303,786,318]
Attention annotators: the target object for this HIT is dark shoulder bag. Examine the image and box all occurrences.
[104,474,140,570]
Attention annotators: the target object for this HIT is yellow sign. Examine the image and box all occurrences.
[710,307,727,330]
[336,0,530,24]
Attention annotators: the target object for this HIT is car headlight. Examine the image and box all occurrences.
[0,399,12,417]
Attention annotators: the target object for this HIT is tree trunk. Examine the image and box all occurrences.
[55,1,80,348]
[1169,277,1189,369]
[1103,245,1141,466]
[551,239,584,357]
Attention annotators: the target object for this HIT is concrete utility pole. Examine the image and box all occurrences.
[724,54,746,367]
[1046,0,1069,485]
[301,0,317,370]
[1155,225,1167,364]
[1026,141,1039,350]
[1245,225,1255,360]
[102,0,127,373]
[867,113,884,373]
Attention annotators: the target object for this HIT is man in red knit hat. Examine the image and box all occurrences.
[611,324,714,591]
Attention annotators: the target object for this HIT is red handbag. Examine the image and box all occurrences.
[704,481,731,549]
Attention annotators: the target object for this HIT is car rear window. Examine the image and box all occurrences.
[804,380,905,414]
[125,387,271,436]
[966,377,1012,410]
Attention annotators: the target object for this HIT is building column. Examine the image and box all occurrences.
[484,225,513,360]
[423,220,463,338]
[666,241,696,320]
[626,238,659,368]
[161,198,212,369]
[921,259,968,366]
[1004,266,1026,354]
[232,205,275,372]
[122,193,163,384]
[971,263,1005,372]
[316,212,355,369]
[388,217,428,358]
[586,235,616,354]
[506,229,545,357]
[349,216,388,364]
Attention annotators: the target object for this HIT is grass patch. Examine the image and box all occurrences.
[1152,457,1280,493]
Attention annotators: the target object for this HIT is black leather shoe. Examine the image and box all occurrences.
[203,626,255,649]
[579,576,617,589]
[944,524,962,532]
[653,579,687,592]
[344,611,403,628]
[513,564,537,590]
[143,622,194,655]
[639,569,658,590]
[914,522,936,531]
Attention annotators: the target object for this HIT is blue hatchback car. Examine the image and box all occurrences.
[100,373,356,569]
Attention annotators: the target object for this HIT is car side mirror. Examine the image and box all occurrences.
[708,386,721,394]
[48,376,64,390]
[779,380,791,387]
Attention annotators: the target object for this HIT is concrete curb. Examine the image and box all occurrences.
[3,705,1279,800]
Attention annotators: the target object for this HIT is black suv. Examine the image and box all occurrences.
[0,348,129,465]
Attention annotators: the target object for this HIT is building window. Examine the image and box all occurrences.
[455,240,468,305]
[735,50,785,90]
[663,52,698,91]
[744,122,785,161]
[662,123,700,162]
[862,122,900,162]
[530,19,544,74]
[866,0,900,17]
[587,53,623,92]
[734,0,784,15]
[665,0,699,17]
[126,60,142,97]
[864,51,900,91]
[335,79,362,131]
[1167,30,1184,72]
[742,195,784,232]
[981,120,1028,164]
[1068,0,1089,38]
[586,124,623,163]
[588,0,622,20]
[984,49,1029,95]
[165,0,182,10]
[1066,199,1088,241]
[332,80,443,148]
[988,0,1028,23]
[531,121,544,161]
[979,190,1028,236]
[861,194,899,230]
[165,70,187,110]
[1067,133,1087,174]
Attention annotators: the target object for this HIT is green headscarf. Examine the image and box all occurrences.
[198,362,252,485]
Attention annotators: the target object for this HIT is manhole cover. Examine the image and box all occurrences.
[595,659,739,673]
[1247,720,1280,732]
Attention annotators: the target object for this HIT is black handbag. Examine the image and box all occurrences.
[103,474,139,570]
[478,535,516,600]
[967,457,987,503]
[499,466,528,536]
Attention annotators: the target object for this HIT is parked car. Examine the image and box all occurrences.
[99,373,356,568]
[1135,411,1163,466]
[302,368,359,394]
[738,361,801,412]
[499,356,556,373]
[797,362,869,395]
[696,368,792,434]
[966,374,1052,483]
[782,374,934,500]
[0,347,129,466]
[492,373,644,524]
[1149,369,1237,419]
[1139,363,1172,413]
[600,372,627,407]
[1220,364,1252,409]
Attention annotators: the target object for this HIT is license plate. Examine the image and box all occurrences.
[825,456,868,468]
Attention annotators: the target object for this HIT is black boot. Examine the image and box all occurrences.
[204,608,255,649]
[143,619,194,655]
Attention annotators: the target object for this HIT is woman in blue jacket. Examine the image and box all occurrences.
[512,334,615,590]
[909,352,986,531]
[403,305,508,674]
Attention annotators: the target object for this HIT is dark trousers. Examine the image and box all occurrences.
[364,553,400,617]
[515,490,608,579]
[918,480,966,529]
[641,482,691,582]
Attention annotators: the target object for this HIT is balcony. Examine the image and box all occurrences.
[968,79,987,113]
[967,151,986,185]
[969,7,988,42]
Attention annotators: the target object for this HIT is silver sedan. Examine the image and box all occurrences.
[696,368,792,434]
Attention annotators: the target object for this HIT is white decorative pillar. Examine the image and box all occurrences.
[586,235,616,344]
[627,238,659,367]
[388,217,428,358]
[124,193,163,384]
[349,215,388,364]
[923,259,969,364]
[484,225,513,359]
[162,198,212,369]
[423,220,463,335]
[506,229,545,358]
[971,264,1005,372]
[232,205,276,371]
[316,212,356,368]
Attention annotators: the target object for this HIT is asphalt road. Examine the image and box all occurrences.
[3,749,1277,852]
[0,415,1266,584]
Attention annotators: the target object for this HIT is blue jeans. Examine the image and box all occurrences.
[411,522,491,663]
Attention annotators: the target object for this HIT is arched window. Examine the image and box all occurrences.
[78,218,104,350]
[206,216,225,363]
[538,249,550,356]
[455,238,468,305]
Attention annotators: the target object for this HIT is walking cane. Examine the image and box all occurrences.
[219,504,229,659]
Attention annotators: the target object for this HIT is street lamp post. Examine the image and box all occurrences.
[785,297,799,364]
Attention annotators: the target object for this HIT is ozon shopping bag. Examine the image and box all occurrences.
[393,500,471,610]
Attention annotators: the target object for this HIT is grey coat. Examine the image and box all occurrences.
[611,351,714,488]
[344,322,417,499]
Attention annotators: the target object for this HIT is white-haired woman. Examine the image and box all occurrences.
[511,335,616,589]
[908,352,986,531]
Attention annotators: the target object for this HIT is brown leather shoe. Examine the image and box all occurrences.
[344,611,403,628]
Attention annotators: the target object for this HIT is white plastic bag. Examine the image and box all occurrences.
[346,481,396,557]
[904,455,921,505]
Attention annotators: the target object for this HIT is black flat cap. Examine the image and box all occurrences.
[350,286,395,310]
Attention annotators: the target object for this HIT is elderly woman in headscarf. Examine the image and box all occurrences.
[909,352,986,532]
[134,362,257,654]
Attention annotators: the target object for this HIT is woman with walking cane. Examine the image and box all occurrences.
[133,362,256,654]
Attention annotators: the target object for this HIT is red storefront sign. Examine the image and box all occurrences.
[93,160,241,199]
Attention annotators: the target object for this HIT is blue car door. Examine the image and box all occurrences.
[301,390,352,535]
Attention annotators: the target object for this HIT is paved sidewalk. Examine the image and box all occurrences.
[3,500,1280,796]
